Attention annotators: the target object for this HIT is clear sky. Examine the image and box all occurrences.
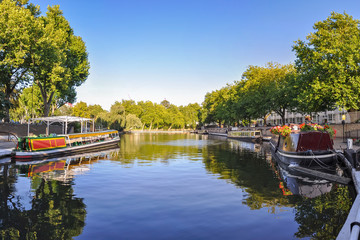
[32,0,360,110]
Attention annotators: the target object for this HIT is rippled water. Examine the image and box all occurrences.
[0,133,354,239]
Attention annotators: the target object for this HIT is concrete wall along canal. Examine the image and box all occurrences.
[0,123,63,137]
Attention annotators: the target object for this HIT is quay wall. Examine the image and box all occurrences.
[0,123,62,137]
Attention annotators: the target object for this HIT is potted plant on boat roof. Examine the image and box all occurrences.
[270,123,336,139]
[299,123,336,138]
[270,125,291,137]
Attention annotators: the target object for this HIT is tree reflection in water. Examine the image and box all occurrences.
[202,137,353,239]
[0,133,353,239]
[0,161,86,240]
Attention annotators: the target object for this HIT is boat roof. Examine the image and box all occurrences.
[30,116,92,124]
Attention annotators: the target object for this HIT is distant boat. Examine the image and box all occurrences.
[270,131,337,167]
[227,130,263,143]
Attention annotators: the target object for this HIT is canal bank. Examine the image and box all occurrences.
[0,141,15,159]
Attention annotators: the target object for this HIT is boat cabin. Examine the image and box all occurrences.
[228,130,262,138]
[277,131,333,152]
[16,130,119,152]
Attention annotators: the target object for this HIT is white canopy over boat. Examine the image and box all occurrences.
[27,116,94,135]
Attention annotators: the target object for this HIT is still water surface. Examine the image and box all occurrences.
[0,133,354,239]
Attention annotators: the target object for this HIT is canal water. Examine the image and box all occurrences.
[0,133,354,239]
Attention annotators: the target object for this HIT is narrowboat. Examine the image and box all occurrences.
[227,130,263,143]
[270,131,337,167]
[11,116,120,161]
[207,128,228,137]
[12,130,120,161]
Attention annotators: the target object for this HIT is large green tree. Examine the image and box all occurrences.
[30,5,89,117]
[240,63,297,125]
[0,0,38,121]
[293,12,360,113]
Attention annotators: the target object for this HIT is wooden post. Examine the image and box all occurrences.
[65,118,68,134]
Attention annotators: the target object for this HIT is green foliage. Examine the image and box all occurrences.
[72,101,90,118]
[31,5,90,117]
[0,0,89,120]
[0,0,37,121]
[293,12,360,113]
[54,103,73,116]
[202,63,297,126]
[202,84,237,126]
[160,99,171,109]
[125,114,142,130]
[91,100,201,131]
[10,85,43,121]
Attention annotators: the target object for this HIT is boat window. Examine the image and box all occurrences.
[279,133,299,152]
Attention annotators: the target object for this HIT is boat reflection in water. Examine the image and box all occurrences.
[277,166,333,198]
[228,138,261,152]
[16,147,120,182]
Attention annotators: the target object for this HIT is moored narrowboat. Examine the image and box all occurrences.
[270,130,337,167]
[12,130,120,161]
[11,116,120,161]
[228,130,263,143]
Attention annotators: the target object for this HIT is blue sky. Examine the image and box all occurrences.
[32,0,360,110]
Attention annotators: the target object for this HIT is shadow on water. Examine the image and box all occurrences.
[0,133,355,239]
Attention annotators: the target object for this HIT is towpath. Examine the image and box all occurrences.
[0,141,15,158]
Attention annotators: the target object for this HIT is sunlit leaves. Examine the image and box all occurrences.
[293,12,360,112]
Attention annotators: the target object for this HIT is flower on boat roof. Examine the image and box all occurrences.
[271,123,337,138]
[270,125,291,137]
[300,123,324,132]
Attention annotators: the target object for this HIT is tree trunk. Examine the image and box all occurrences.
[38,82,55,117]
[43,101,51,117]
[4,98,10,122]
[3,86,11,122]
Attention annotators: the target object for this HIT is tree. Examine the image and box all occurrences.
[293,12,360,113]
[30,5,89,117]
[160,99,171,109]
[0,0,38,121]
[88,104,105,119]
[179,103,201,129]
[202,86,233,126]
[72,101,89,118]
[125,114,142,130]
[240,65,273,124]
[10,85,43,122]
[166,104,184,130]
[54,103,73,116]
[270,64,298,124]
[121,99,142,116]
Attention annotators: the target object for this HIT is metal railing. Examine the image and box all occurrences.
[0,131,18,144]
[345,130,360,140]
